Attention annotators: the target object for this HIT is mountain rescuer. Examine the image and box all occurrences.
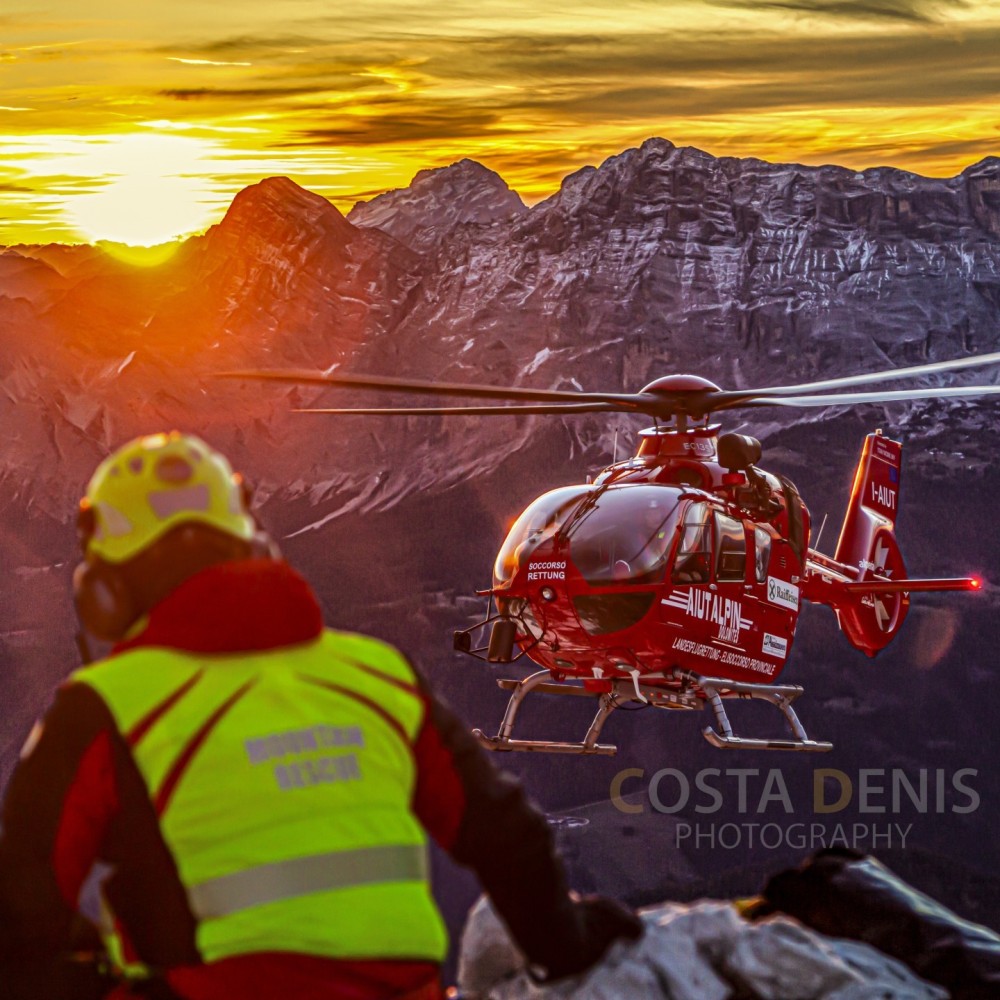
[0,432,641,999]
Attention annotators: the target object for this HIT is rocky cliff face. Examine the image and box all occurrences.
[5,138,1000,514]
[368,139,1000,396]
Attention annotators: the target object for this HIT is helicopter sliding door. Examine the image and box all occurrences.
[663,502,740,655]
[714,512,747,583]
[668,502,748,587]
[662,503,793,682]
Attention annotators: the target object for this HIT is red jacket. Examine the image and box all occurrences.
[0,560,583,999]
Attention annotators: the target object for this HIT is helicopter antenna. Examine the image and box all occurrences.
[613,425,620,464]
[813,512,829,554]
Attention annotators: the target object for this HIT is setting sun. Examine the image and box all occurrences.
[62,133,219,246]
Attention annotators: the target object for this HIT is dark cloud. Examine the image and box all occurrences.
[266,24,999,146]
[150,16,996,181]
[282,110,511,147]
[469,26,984,78]
[708,0,968,24]
[823,135,1000,170]
[160,85,331,101]
[234,19,999,180]
[437,26,1000,113]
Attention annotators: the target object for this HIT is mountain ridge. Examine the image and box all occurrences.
[3,135,1000,522]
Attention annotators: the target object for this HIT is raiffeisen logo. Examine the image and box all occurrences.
[609,767,980,851]
[767,577,799,610]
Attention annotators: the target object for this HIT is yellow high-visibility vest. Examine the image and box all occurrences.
[74,629,448,973]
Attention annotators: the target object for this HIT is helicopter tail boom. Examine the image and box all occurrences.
[840,577,981,594]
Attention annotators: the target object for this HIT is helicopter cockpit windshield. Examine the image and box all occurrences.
[562,485,683,585]
[494,484,684,588]
[494,485,590,587]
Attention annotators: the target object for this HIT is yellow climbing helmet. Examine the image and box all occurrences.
[81,432,255,564]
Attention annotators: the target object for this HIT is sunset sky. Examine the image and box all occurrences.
[1,0,998,247]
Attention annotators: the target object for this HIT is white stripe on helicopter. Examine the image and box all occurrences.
[662,590,752,634]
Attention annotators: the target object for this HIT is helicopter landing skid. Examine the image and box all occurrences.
[696,676,833,753]
[472,669,833,755]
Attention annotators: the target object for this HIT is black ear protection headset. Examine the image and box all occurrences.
[73,477,279,644]
[73,501,137,643]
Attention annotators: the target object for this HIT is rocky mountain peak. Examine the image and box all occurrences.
[128,173,420,373]
[962,155,1000,177]
[209,176,353,256]
[348,158,526,253]
[537,137,724,221]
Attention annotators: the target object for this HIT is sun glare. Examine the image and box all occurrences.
[64,133,220,247]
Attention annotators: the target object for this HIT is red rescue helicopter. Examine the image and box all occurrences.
[229,354,998,755]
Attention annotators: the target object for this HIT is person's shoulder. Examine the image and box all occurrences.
[17,677,120,764]
[70,646,194,697]
[319,627,418,683]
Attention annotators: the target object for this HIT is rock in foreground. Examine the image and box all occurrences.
[456,896,946,999]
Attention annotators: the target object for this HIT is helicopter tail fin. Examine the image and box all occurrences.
[833,431,909,655]
[836,430,902,553]
[812,431,982,656]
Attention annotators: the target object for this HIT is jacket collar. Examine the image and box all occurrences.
[114,559,324,655]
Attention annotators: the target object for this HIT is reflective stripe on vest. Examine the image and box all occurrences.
[73,629,448,966]
[189,843,429,919]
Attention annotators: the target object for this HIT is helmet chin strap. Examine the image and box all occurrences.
[76,631,95,666]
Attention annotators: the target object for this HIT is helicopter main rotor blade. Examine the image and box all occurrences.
[738,350,1000,397]
[220,368,643,407]
[294,402,627,416]
[747,384,1000,407]
[223,362,1000,420]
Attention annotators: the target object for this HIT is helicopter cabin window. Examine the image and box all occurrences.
[754,526,772,583]
[671,502,711,584]
[715,513,747,582]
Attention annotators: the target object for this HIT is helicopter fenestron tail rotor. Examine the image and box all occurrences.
[220,349,1000,419]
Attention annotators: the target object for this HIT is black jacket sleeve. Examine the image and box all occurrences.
[409,670,641,978]
[0,684,121,998]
